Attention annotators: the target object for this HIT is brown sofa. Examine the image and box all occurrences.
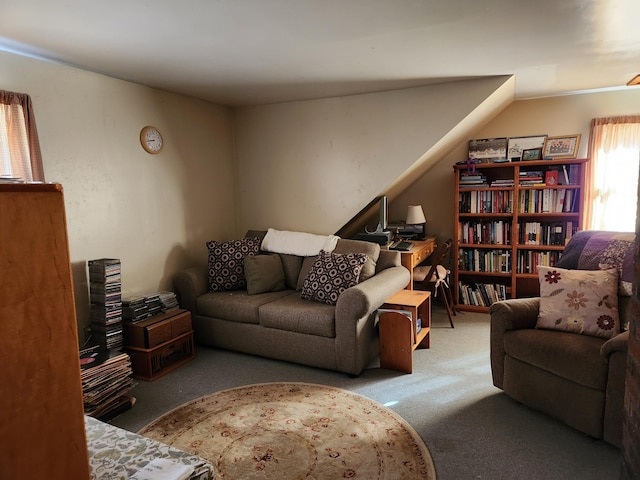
[490,231,633,447]
[174,231,410,376]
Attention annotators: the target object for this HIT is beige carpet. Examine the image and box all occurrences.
[139,382,436,479]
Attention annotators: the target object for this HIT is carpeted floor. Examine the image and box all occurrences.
[111,306,623,479]
[140,382,436,479]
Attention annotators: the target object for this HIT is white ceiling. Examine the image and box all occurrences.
[1,0,640,106]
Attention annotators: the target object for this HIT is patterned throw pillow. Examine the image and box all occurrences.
[537,265,620,339]
[301,250,368,305]
[206,238,260,292]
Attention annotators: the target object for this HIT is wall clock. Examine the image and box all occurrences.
[140,126,163,154]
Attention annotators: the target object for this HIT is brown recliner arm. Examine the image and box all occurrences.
[601,330,629,447]
[489,297,540,390]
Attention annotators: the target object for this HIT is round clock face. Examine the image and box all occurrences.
[140,126,163,154]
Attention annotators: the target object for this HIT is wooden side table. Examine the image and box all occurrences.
[379,290,431,373]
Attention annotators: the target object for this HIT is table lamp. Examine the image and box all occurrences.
[405,205,426,239]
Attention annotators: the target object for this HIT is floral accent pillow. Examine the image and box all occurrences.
[301,250,368,305]
[537,266,620,339]
[206,238,261,292]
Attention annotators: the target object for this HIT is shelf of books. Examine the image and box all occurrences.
[454,158,587,312]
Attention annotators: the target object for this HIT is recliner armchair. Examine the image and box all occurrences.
[490,231,633,447]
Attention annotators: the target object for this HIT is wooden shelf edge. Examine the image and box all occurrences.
[516,244,565,250]
[457,271,512,277]
[457,243,512,248]
[414,327,430,350]
[456,304,491,313]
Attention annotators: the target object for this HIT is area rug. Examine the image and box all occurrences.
[139,382,436,479]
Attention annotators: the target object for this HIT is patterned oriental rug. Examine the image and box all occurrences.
[139,382,436,479]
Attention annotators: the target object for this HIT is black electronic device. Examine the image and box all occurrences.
[356,231,392,246]
[389,240,413,251]
[387,221,425,240]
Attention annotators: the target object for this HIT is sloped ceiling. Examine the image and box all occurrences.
[1,0,639,106]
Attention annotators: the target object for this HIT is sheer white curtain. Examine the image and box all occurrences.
[586,116,640,231]
[0,90,44,182]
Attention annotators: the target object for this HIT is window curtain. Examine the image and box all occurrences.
[586,115,640,231]
[0,90,44,181]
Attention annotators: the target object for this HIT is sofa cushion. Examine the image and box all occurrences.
[296,256,318,291]
[504,328,608,390]
[301,250,368,305]
[206,238,261,292]
[333,238,380,281]
[197,289,295,324]
[244,254,286,295]
[278,254,303,290]
[259,293,336,338]
[537,266,620,339]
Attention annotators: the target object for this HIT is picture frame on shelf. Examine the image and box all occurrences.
[468,137,508,162]
[543,134,581,159]
[507,135,547,161]
[521,147,543,161]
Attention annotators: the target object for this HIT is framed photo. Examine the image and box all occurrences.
[468,138,508,162]
[507,135,547,161]
[543,134,581,159]
[521,147,543,161]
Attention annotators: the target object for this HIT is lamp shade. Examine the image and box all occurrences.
[406,205,426,225]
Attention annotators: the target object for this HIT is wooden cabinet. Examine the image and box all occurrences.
[0,184,91,479]
[453,159,587,312]
[124,309,195,381]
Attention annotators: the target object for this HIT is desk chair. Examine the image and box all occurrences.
[412,238,456,328]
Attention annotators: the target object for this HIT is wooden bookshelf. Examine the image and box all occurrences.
[453,158,588,312]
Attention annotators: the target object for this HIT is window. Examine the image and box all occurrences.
[0,90,44,181]
[586,116,640,232]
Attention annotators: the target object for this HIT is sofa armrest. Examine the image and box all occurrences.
[601,330,629,359]
[489,297,540,332]
[336,266,410,321]
[174,266,208,315]
[334,265,410,374]
[489,297,540,390]
[376,249,401,271]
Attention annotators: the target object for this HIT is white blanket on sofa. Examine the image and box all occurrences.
[261,228,340,257]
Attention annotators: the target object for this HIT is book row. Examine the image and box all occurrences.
[460,164,580,186]
[458,190,514,214]
[458,248,512,273]
[457,281,508,307]
[457,220,511,245]
[517,221,577,246]
[518,188,579,213]
[515,250,563,274]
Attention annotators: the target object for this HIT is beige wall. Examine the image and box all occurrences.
[0,51,236,338]
[3,47,638,338]
[232,76,513,235]
[395,88,640,259]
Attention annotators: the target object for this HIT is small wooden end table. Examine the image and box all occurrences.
[379,289,431,373]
